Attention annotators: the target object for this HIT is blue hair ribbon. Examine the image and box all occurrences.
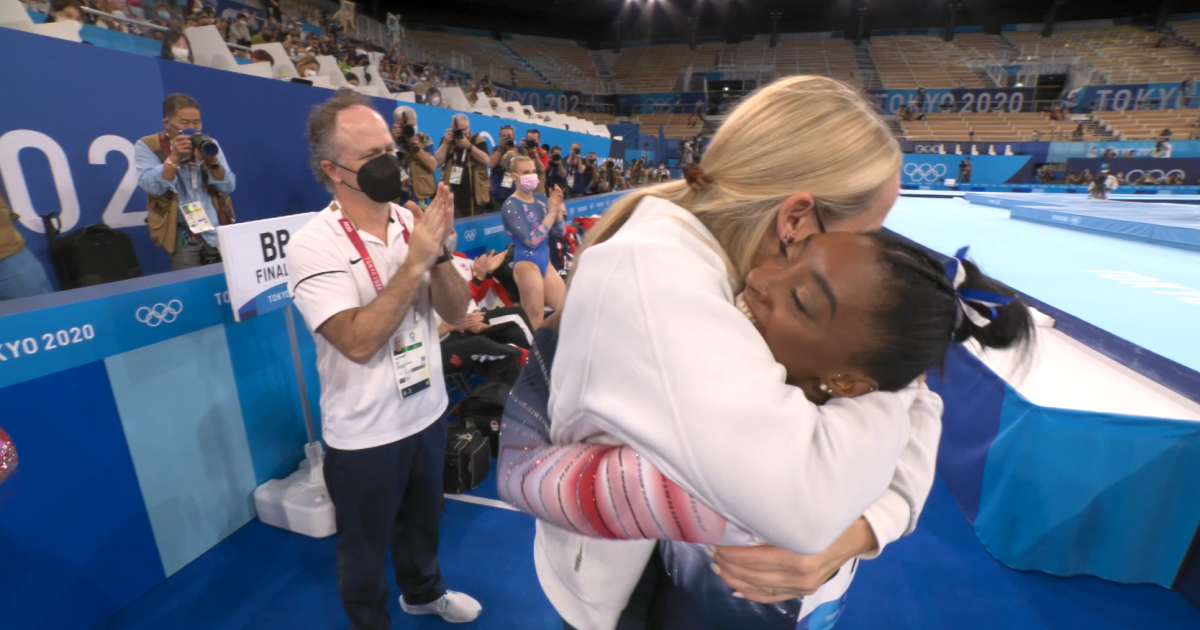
[944,246,1015,330]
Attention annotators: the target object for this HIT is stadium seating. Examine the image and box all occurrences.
[1003,26,1200,85]
[504,38,605,94]
[404,30,545,88]
[869,35,993,89]
[900,112,1090,142]
[1091,110,1200,140]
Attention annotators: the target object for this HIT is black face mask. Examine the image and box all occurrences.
[334,154,403,203]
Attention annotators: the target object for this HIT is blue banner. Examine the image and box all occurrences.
[1074,82,1198,113]
[491,86,587,113]
[0,28,612,285]
[1063,158,1200,185]
[869,88,1036,116]
[901,155,1034,185]
[902,140,1051,164]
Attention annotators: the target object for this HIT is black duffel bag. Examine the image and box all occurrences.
[444,425,490,495]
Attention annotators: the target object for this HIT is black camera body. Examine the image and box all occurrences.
[453,128,465,140]
[549,153,562,163]
[399,124,416,140]
[524,139,539,151]
[188,132,219,159]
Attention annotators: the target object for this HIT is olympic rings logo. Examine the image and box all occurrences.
[1124,169,1186,183]
[912,145,944,154]
[903,163,948,183]
[136,300,183,327]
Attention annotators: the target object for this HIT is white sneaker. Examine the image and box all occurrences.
[400,591,482,624]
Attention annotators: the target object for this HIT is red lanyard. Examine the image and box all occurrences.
[334,201,409,295]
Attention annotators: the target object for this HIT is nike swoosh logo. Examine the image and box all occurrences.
[350,258,362,265]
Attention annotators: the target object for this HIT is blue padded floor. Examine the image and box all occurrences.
[104,472,1200,629]
[885,196,1200,374]
[964,192,1200,251]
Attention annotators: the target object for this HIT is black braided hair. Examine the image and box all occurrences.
[854,232,1034,391]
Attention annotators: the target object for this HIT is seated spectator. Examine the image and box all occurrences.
[93,0,128,31]
[295,54,319,79]
[1136,172,1156,185]
[1029,130,1042,142]
[1086,146,1099,158]
[343,73,359,86]
[45,0,84,23]
[1080,168,1094,184]
[161,30,193,63]
[423,87,445,108]
[1072,124,1084,141]
[228,12,251,45]
[1166,172,1184,185]
[1064,170,1078,185]
[250,49,275,67]
[1115,172,1125,185]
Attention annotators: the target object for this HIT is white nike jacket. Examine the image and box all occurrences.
[538,196,944,630]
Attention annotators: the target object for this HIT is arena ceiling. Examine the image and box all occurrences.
[391,0,1160,45]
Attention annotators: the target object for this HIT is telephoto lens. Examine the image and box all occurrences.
[400,125,416,139]
[453,129,464,140]
[525,139,538,150]
[187,132,219,158]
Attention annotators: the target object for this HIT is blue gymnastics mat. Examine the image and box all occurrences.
[963,193,1200,251]
[884,197,1200,375]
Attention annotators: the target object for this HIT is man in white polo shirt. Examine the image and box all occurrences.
[287,91,478,628]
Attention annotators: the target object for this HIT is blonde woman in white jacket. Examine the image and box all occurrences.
[524,76,947,630]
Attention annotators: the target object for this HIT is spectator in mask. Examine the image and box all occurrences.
[295,54,320,79]
[393,107,437,206]
[0,182,53,302]
[424,87,445,108]
[435,114,491,218]
[161,30,193,63]
[228,12,251,45]
[520,129,548,193]
[46,0,84,23]
[545,146,569,192]
[501,156,567,329]
[489,124,519,207]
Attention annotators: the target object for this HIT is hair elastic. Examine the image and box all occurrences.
[683,164,711,192]
[944,246,1016,334]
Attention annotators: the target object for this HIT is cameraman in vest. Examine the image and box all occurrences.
[434,114,491,218]
[392,107,436,207]
[134,93,236,270]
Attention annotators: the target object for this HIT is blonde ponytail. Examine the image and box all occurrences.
[579,76,901,282]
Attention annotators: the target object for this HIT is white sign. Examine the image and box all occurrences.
[217,213,317,322]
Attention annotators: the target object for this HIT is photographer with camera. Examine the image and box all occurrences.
[583,151,601,195]
[135,93,236,270]
[563,142,588,198]
[545,146,569,193]
[489,124,519,206]
[392,107,436,207]
[434,114,490,218]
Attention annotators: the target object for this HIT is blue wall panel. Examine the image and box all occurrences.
[975,395,1200,587]
[0,361,164,630]
[105,325,258,577]
[225,307,324,485]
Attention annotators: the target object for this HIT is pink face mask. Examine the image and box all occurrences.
[518,174,539,192]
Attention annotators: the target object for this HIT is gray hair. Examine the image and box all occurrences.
[451,113,469,129]
[307,89,373,191]
[394,106,416,125]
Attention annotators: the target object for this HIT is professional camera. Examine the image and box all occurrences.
[524,138,539,151]
[453,128,465,140]
[549,153,562,163]
[571,147,580,155]
[399,124,416,140]
[186,131,219,158]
